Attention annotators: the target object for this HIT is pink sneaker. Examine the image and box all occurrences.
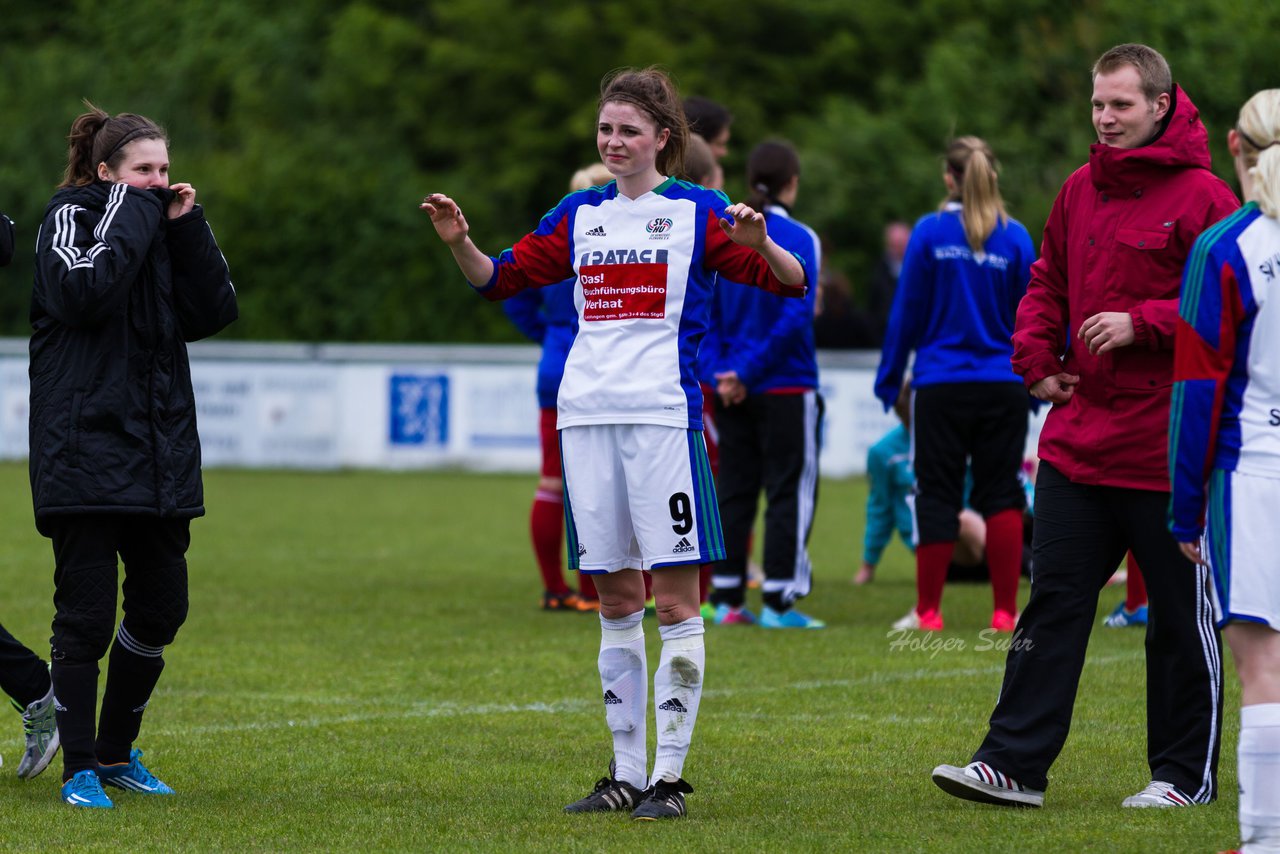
[713,604,756,625]
[990,610,1018,632]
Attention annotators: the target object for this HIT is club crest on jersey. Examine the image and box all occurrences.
[646,217,673,240]
[579,262,668,321]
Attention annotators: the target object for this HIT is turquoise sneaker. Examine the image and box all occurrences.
[759,605,826,629]
[62,769,113,808]
[1103,601,1148,628]
[97,749,174,794]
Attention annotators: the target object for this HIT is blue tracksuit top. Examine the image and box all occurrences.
[874,203,1035,408]
[502,278,577,410]
[700,205,821,392]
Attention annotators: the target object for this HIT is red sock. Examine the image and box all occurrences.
[984,509,1023,615]
[916,542,954,616]
[643,571,653,601]
[531,489,570,595]
[578,571,598,601]
[1125,553,1147,611]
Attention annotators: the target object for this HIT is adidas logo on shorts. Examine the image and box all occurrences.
[672,537,695,554]
[603,690,623,706]
[658,697,688,713]
[585,225,606,236]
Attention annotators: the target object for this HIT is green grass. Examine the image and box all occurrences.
[0,463,1240,851]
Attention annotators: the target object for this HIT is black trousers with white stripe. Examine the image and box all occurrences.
[710,390,821,612]
[972,462,1223,799]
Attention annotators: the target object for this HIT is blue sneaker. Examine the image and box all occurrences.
[1103,601,1148,628]
[62,769,114,808]
[97,749,174,794]
[759,606,826,629]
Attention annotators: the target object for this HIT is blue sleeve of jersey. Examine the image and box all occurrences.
[874,220,933,408]
[730,224,820,390]
[1169,230,1239,541]
[502,289,547,343]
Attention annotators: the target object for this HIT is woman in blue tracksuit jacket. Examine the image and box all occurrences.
[874,136,1035,633]
[701,140,824,629]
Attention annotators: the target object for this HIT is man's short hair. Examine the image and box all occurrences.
[1093,43,1173,103]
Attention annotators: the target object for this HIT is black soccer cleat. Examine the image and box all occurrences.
[631,778,694,820]
[564,765,646,814]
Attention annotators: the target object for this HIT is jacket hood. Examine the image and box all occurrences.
[1088,85,1213,194]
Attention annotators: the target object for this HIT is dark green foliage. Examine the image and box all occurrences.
[0,1,1272,341]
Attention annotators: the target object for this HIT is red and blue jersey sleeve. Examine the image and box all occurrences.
[702,208,805,298]
[476,201,576,302]
[1168,206,1253,540]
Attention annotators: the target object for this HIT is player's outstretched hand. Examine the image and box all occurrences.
[420,193,470,247]
[719,203,767,249]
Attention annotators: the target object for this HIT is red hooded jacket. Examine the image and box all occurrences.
[1012,86,1239,490]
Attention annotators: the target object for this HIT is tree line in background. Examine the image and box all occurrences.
[0,0,1270,343]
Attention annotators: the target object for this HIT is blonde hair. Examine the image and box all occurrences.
[1237,89,1280,219]
[944,136,1008,253]
[570,163,614,192]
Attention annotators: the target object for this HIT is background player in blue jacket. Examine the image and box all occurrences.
[701,140,825,629]
[875,136,1035,633]
[503,164,613,612]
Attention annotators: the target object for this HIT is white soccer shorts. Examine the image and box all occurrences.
[560,423,724,573]
[1204,467,1280,630]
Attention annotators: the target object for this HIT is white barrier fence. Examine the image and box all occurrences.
[0,340,1044,477]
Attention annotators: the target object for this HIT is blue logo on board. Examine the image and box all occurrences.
[389,374,449,446]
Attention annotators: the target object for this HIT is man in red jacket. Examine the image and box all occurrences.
[931,43,1239,808]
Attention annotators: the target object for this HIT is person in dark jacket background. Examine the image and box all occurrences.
[0,211,61,782]
[30,103,237,808]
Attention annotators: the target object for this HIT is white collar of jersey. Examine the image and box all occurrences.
[943,201,962,212]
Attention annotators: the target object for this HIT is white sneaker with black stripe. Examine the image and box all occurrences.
[932,761,1044,808]
[1121,780,1194,808]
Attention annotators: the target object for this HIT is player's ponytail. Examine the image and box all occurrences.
[1237,89,1280,219]
[944,136,1008,254]
[59,100,168,189]
[745,140,800,214]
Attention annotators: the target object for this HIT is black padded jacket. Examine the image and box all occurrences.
[29,181,237,534]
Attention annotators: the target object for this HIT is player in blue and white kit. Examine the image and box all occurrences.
[421,67,805,821]
[1169,89,1280,854]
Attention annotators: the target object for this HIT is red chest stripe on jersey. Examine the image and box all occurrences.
[580,263,668,321]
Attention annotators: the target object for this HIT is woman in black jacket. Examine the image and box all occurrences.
[30,104,237,808]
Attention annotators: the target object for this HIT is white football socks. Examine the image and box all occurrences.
[598,610,648,789]
[1240,703,1280,853]
[651,616,705,784]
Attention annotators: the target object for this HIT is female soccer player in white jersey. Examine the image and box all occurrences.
[421,67,805,821]
[1169,89,1280,854]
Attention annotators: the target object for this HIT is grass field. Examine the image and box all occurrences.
[0,463,1241,852]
